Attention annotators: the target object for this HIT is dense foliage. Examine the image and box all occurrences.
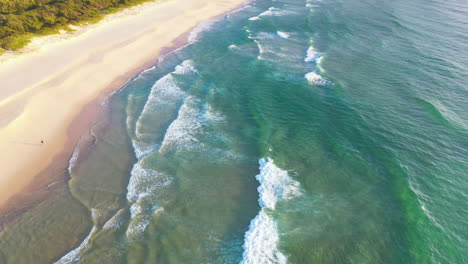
[0,0,152,51]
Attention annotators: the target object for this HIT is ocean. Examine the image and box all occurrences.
[0,0,467,263]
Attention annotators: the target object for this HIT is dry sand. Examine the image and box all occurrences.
[0,0,247,206]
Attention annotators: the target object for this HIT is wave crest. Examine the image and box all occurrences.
[241,158,301,264]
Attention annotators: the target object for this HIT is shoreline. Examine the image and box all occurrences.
[0,0,248,211]
[0,0,169,65]
[0,32,188,220]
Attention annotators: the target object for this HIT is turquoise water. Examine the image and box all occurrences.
[64,0,467,262]
[5,0,467,263]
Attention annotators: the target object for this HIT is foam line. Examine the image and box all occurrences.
[240,158,301,264]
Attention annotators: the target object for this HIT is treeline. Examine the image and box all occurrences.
[0,0,55,13]
[0,0,152,51]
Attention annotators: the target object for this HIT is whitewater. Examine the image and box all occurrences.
[2,0,466,263]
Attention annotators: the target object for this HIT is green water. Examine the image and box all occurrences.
[0,0,467,263]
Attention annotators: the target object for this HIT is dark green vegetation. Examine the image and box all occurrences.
[0,0,155,52]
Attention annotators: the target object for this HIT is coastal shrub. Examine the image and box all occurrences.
[0,0,157,50]
[0,35,30,50]
[0,0,55,13]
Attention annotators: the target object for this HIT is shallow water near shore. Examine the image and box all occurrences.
[1,0,467,263]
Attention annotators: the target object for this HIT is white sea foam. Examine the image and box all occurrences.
[204,103,225,123]
[133,60,196,158]
[103,209,126,231]
[247,32,273,41]
[126,206,164,240]
[276,31,290,39]
[249,31,304,63]
[407,180,447,233]
[316,56,323,65]
[188,2,252,42]
[126,65,234,240]
[129,195,148,218]
[134,73,183,141]
[91,208,102,223]
[125,61,198,242]
[133,65,156,81]
[125,197,156,240]
[305,72,332,86]
[241,211,287,264]
[126,215,151,240]
[125,93,138,135]
[126,189,161,240]
[54,205,112,263]
[304,46,321,63]
[248,6,291,21]
[141,65,156,74]
[67,137,83,174]
[125,159,172,240]
[260,7,287,17]
[305,45,326,73]
[188,18,218,43]
[240,158,301,264]
[155,96,245,165]
[253,40,267,60]
[250,34,275,60]
[159,96,203,153]
[126,162,172,203]
[54,227,98,264]
[305,0,319,9]
[174,60,197,75]
[158,95,228,153]
[256,159,301,209]
[137,60,195,119]
[131,140,155,160]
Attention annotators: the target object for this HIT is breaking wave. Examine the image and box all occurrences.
[240,158,301,264]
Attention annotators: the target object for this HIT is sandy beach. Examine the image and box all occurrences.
[0,0,246,207]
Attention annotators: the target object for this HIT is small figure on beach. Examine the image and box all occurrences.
[41,140,44,144]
